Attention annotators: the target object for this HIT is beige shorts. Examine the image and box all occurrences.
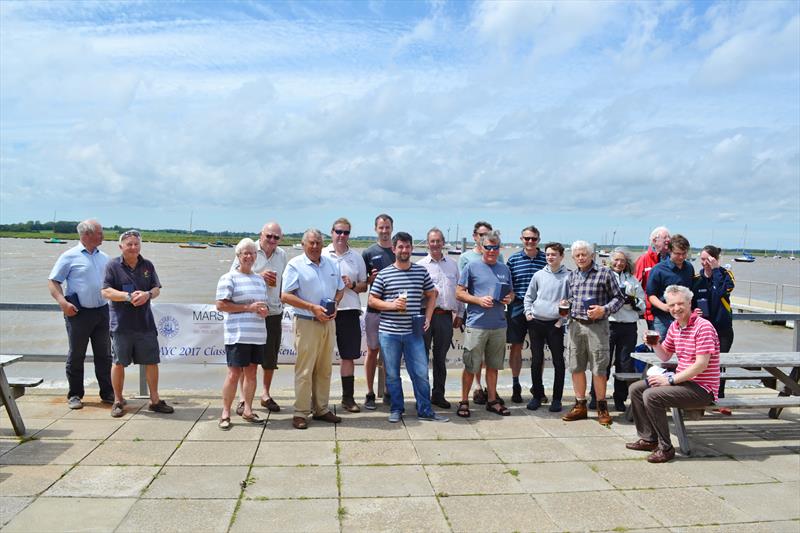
[567,319,610,375]
[462,327,506,374]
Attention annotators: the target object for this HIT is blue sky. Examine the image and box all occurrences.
[1,0,798,250]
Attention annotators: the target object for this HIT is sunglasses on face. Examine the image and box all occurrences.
[333,229,351,236]
[483,244,501,251]
[263,234,281,241]
[522,236,539,242]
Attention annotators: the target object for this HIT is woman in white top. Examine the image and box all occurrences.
[215,238,269,430]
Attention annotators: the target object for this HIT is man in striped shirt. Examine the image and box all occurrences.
[627,285,720,463]
[368,232,448,423]
[505,225,547,405]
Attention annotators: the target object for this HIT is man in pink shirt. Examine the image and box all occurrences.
[626,284,720,463]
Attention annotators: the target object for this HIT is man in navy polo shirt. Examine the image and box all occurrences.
[102,230,173,418]
[646,234,695,340]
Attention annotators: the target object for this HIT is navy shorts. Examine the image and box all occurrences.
[505,307,531,344]
[226,344,266,368]
[335,310,362,360]
[112,331,160,367]
[263,314,282,370]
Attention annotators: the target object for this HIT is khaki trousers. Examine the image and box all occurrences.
[293,318,335,419]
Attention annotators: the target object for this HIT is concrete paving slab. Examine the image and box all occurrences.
[35,418,125,440]
[734,453,800,482]
[143,465,249,499]
[117,498,236,533]
[700,434,797,456]
[232,498,340,533]
[1,497,136,533]
[0,496,33,527]
[709,481,800,521]
[44,465,159,497]
[257,414,336,441]
[338,439,420,465]
[413,438,499,465]
[0,439,99,465]
[403,417,482,441]
[335,414,410,441]
[536,417,620,437]
[80,439,179,466]
[424,464,525,495]
[673,520,800,532]
[340,465,434,497]
[166,440,259,465]
[12,398,71,419]
[109,418,196,441]
[61,401,142,420]
[0,464,70,496]
[622,487,751,527]
[0,440,18,455]
[185,418,266,441]
[469,416,550,439]
[535,490,661,531]
[671,456,777,486]
[131,402,208,422]
[253,440,337,466]
[593,459,698,489]
[340,496,449,533]
[440,493,560,532]
[0,418,54,438]
[557,435,649,461]
[246,465,338,498]
[487,437,579,463]
[514,461,615,493]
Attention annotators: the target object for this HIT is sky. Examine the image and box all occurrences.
[1,0,798,250]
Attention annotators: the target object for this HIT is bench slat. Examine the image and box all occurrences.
[712,397,800,409]
[8,378,43,387]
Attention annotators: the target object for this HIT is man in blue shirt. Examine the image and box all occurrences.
[646,234,695,339]
[48,219,114,409]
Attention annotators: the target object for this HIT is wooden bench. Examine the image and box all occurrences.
[8,377,43,399]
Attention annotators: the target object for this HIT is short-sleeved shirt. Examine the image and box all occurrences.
[48,244,109,309]
[282,254,344,318]
[662,312,721,400]
[323,244,367,311]
[370,264,434,334]
[216,270,268,345]
[231,245,287,316]
[566,263,624,320]
[103,255,162,333]
[417,254,464,315]
[646,259,695,321]
[458,260,512,329]
[507,249,546,312]
[362,243,395,313]
[457,248,505,272]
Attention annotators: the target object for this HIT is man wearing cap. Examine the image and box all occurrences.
[47,219,114,409]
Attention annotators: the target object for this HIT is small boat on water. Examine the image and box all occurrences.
[733,252,756,263]
[44,238,67,244]
[447,248,462,255]
[292,243,303,250]
[598,250,610,258]
[411,249,427,257]
[208,241,232,248]
[179,242,208,249]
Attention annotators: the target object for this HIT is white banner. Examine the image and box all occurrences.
[152,303,551,366]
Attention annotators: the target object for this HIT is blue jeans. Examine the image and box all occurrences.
[379,332,434,417]
[653,315,673,341]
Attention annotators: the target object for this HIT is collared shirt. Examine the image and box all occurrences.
[566,263,624,320]
[103,255,162,333]
[216,270,268,345]
[663,311,720,400]
[507,249,546,307]
[282,254,344,318]
[323,243,367,311]
[231,245,287,316]
[646,258,695,320]
[417,254,464,316]
[48,243,109,309]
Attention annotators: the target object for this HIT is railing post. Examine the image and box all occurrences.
[775,284,779,313]
[794,321,799,353]
[139,365,148,397]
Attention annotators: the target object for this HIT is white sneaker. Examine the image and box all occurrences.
[388,411,402,423]
[67,396,83,410]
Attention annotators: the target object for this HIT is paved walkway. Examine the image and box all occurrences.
[1,390,798,532]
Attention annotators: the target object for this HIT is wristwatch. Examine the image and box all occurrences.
[125,292,132,303]
[668,375,675,386]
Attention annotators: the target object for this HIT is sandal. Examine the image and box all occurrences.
[457,401,471,418]
[241,412,264,424]
[218,417,231,430]
[486,399,510,416]
[235,400,245,416]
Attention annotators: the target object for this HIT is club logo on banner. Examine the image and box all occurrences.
[152,303,553,366]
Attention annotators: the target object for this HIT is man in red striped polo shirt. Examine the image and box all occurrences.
[626,284,720,463]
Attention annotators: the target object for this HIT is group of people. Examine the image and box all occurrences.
[49,217,735,462]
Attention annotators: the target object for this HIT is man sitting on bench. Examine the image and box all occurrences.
[626,284,720,463]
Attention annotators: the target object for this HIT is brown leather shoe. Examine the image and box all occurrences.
[312,411,342,424]
[341,398,361,413]
[561,399,588,422]
[647,446,676,463]
[292,416,308,430]
[625,439,658,452]
[597,400,613,426]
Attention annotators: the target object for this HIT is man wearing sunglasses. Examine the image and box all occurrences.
[48,219,115,409]
[506,226,547,407]
[231,222,287,414]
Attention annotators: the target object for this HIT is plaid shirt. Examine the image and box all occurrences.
[567,263,624,320]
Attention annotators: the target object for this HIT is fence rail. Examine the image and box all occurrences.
[733,280,800,312]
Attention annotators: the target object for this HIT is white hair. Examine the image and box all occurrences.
[571,240,594,254]
[650,226,670,241]
[235,237,257,256]
[302,228,323,243]
[76,219,100,235]
[664,284,693,303]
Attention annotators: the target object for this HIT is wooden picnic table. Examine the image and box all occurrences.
[0,355,26,436]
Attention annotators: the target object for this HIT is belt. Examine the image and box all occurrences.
[433,308,452,315]
[573,317,598,325]
[295,314,319,322]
